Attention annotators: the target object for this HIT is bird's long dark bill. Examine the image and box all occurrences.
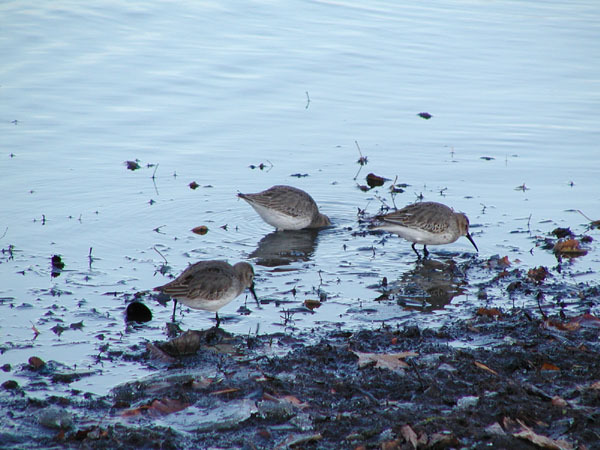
[466,233,479,252]
[249,283,259,306]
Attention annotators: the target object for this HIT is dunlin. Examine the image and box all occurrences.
[155,260,258,325]
[372,201,478,258]
[238,185,331,231]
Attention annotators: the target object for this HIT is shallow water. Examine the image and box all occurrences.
[1,0,599,395]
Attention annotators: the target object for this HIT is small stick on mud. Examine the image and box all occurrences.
[536,291,547,320]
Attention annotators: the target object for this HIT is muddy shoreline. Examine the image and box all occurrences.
[1,304,599,449]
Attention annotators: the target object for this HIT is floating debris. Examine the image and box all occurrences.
[366,173,385,188]
[126,302,152,323]
[189,181,199,190]
[191,225,209,235]
[125,160,141,171]
[417,112,432,119]
[551,227,574,239]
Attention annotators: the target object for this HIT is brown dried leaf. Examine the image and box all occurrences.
[304,299,322,310]
[474,361,498,376]
[400,424,418,449]
[210,388,240,396]
[352,350,417,371]
[543,314,600,332]
[476,307,502,318]
[513,419,574,450]
[553,239,588,256]
[145,342,176,364]
[527,266,549,283]
[551,396,568,407]
[155,330,203,357]
[28,356,46,370]
[541,362,560,371]
[191,225,209,235]
[122,398,191,417]
[366,173,385,188]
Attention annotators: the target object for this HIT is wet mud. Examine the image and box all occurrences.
[1,305,599,449]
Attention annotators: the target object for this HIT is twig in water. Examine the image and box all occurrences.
[88,247,94,269]
[153,246,169,265]
[353,140,368,180]
[527,213,532,233]
[151,164,159,195]
[305,91,310,109]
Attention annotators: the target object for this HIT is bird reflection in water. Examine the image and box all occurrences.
[376,258,468,312]
[250,229,320,267]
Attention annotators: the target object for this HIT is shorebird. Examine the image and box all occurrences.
[155,260,258,325]
[371,201,478,258]
[238,185,331,231]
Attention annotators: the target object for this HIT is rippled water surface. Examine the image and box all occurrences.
[1,0,599,394]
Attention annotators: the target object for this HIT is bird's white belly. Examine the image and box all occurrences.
[251,203,311,230]
[380,225,456,245]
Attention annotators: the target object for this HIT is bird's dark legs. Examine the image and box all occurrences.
[215,312,221,328]
[171,299,178,322]
[411,243,429,259]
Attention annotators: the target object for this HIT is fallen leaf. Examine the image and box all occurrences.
[352,350,417,371]
[554,239,588,257]
[191,225,209,235]
[474,361,498,376]
[366,173,385,188]
[428,432,458,447]
[513,419,573,450]
[527,266,549,283]
[122,398,190,417]
[541,362,560,371]
[551,227,574,239]
[210,388,239,396]
[28,356,46,370]
[543,314,600,332]
[146,342,176,364]
[551,396,568,407]
[125,160,141,171]
[381,440,400,450]
[275,432,322,449]
[569,313,600,328]
[400,424,418,449]
[304,299,321,310]
[476,307,502,318]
